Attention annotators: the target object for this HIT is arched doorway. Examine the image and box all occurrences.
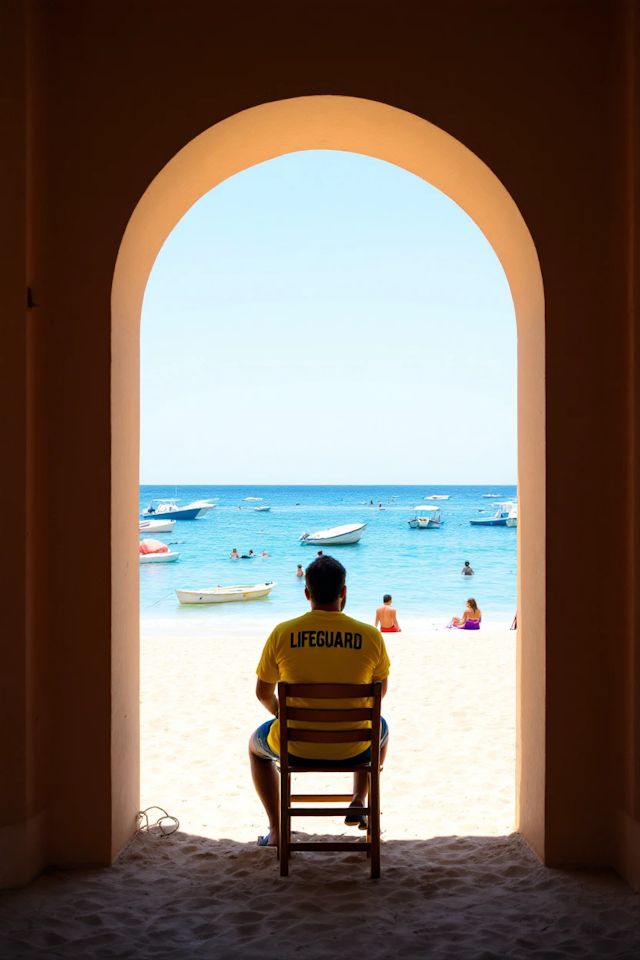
[111,95,544,858]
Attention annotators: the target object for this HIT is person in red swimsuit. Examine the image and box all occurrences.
[375,594,401,633]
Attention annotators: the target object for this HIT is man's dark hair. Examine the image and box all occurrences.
[305,556,346,604]
[383,594,392,603]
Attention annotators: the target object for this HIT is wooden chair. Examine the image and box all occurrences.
[277,680,383,879]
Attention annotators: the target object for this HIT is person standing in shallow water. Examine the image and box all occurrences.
[249,556,391,847]
[461,561,474,576]
[375,594,401,633]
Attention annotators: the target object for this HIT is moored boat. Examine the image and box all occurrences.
[142,498,216,520]
[506,504,518,527]
[300,523,366,545]
[254,505,271,511]
[470,501,515,526]
[139,518,176,534]
[424,495,450,500]
[408,506,443,528]
[176,581,276,604]
[139,538,179,563]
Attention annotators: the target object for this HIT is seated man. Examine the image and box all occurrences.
[249,556,390,847]
[375,594,402,632]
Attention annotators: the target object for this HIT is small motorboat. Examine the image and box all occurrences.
[469,501,515,526]
[244,497,262,502]
[482,493,501,498]
[176,581,276,604]
[506,504,518,527]
[142,498,216,520]
[139,538,179,563]
[254,505,271,512]
[424,495,450,500]
[408,506,443,528]
[300,523,366,545]
[139,518,176,534]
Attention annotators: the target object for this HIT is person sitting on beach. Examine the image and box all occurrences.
[461,561,474,576]
[230,548,239,559]
[249,556,391,847]
[375,594,401,633]
[294,564,304,577]
[450,598,482,630]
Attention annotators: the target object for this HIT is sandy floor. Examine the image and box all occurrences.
[1,628,639,958]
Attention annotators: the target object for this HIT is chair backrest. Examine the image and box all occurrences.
[277,681,383,764]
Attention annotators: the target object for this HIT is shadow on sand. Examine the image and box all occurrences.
[0,831,638,959]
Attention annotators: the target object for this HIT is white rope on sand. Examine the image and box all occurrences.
[136,806,179,838]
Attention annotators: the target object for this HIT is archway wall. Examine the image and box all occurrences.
[112,95,547,857]
[3,0,639,889]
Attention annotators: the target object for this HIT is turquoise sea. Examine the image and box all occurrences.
[140,485,517,636]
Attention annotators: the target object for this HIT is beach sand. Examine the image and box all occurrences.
[1,627,638,958]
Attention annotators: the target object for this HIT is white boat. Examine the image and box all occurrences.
[139,518,176,534]
[300,523,366,545]
[139,538,179,563]
[244,497,262,502]
[425,495,450,500]
[254,505,271,512]
[176,581,276,604]
[506,504,518,527]
[470,501,515,526]
[482,493,501,498]
[408,506,443,528]
[142,498,216,520]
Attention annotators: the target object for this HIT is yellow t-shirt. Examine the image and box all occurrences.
[256,609,391,760]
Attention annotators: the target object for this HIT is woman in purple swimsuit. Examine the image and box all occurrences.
[451,598,482,630]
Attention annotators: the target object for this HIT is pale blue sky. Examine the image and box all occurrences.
[141,151,516,484]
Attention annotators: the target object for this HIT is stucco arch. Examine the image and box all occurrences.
[111,96,545,858]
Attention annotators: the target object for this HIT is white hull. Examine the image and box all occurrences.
[506,516,518,527]
[425,495,450,500]
[301,523,366,545]
[176,582,276,604]
[139,519,176,534]
[254,506,271,512]
[140,551,179,564]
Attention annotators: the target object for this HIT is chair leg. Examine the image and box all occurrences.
[366,771,371,859]
[370,769,380,879]
[280,769,289,877]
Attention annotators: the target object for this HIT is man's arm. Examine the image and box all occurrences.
[374,607,381,628]
[392,609,401,632]
[256,678,278,717]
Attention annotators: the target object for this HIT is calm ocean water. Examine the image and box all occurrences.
[140,485,517,636]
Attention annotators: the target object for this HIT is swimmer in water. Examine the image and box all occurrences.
[230,548,239,559]
[462,561,474,576]
[295,564,304,577]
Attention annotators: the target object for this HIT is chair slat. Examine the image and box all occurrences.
[291,794,354,802]
[289,807,369,817]
[285,683,373,699]
[288,729,372,743]
[286,707,372,722]
[288,841,371,852]
[286,763,371,772]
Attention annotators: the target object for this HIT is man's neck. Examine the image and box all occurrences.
[309,603,342,613]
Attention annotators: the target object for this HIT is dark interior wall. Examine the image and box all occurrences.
[1,0,639,886]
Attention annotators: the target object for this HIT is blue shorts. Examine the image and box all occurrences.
[249,716,389,768]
